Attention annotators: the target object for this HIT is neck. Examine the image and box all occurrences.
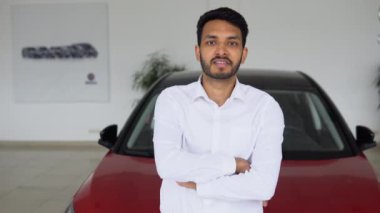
[201,74,236,106]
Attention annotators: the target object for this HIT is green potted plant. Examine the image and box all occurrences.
[133,52,186,92]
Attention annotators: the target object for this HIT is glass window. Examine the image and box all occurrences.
[268,90,345,152]
[124,90,348,157]
[126,95,158,151]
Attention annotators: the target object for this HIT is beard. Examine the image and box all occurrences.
[200,54,242,80]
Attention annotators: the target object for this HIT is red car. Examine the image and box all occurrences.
[66,70,380,213]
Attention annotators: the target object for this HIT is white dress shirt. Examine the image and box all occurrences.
[153,76,284,213]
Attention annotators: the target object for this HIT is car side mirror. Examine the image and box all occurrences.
[356,125,376,151]
[98,124,118,149]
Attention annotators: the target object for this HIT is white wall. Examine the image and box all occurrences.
[0,0,379,141]
[240,0,380,140]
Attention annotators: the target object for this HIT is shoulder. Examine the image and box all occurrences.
[239,83,284,125]
[157,81,197,104]
[239,82,283,115]
[239,82,276,105]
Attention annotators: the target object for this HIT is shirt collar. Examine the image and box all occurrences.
[230,78,245,101]
[191,75,208,101]
[191,74,245,102]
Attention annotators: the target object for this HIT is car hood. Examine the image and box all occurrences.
[73,151,161,213]
[73,152,380,213]
[267,154,380,212]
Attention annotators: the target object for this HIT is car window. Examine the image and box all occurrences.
[268,90,345,152]
[126,95,158,151]
[124,90,349,158]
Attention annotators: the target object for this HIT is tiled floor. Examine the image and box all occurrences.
[0,142,379,213]
[0,142,107,213]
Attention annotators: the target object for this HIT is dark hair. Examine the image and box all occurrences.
[196,7,249,47]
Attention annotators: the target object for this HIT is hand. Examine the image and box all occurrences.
[235,157,251,174]
[263,200,269,207]
[177,181,197,190]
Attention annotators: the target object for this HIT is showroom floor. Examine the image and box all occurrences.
[0,142,379,213]
[0,142,107,213]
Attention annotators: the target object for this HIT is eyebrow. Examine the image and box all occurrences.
[203,34,241,40]
[204,35,217,40]
[226,36,241,40]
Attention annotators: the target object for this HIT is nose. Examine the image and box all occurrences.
[215,43,228,56]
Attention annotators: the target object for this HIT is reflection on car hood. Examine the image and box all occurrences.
[268,154,380,212]
[74,152,380,213]
[73,152,161,213]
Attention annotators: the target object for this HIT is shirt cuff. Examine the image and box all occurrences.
[221,156,236,176]
[197,156,234,197]
[196,181,212,197]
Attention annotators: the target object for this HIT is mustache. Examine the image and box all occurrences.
[211,57,232,64]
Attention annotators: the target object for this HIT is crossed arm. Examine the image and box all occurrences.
[177,182,268,207]
[153,91,284,202]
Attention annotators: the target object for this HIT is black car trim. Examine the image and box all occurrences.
[112,70,360,160]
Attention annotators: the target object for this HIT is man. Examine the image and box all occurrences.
[153,7,284,213]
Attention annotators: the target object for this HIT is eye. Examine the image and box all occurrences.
[228,41,239,47]
[206,40,216,46]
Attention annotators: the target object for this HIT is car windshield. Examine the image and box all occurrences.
[124,89,350,159]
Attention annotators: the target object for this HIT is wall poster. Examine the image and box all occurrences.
[12,3,109,102]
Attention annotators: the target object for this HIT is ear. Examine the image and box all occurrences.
[195,45,200,62]
[240,47,248,64]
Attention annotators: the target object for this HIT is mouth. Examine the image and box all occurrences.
[212,58,231,68]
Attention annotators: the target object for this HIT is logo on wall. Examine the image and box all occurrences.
[85,72,97,85]
[21,42,98,59]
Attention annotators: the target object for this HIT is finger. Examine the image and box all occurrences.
[262,201,268,207]
[177,182,191,188]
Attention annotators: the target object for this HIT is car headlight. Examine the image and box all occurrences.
[65,201,75,213]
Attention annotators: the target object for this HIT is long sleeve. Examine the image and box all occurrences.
[196,98,284,201]
[153,89,236,183]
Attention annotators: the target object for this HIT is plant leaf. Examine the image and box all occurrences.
[133,51,186,91]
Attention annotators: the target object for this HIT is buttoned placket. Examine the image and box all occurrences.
[210,103,221,154]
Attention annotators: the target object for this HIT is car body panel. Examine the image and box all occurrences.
[73,152,380,212]
[74,151,160,213]
[268,154,380,212]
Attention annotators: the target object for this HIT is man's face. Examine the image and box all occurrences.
[195,20,248,80]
